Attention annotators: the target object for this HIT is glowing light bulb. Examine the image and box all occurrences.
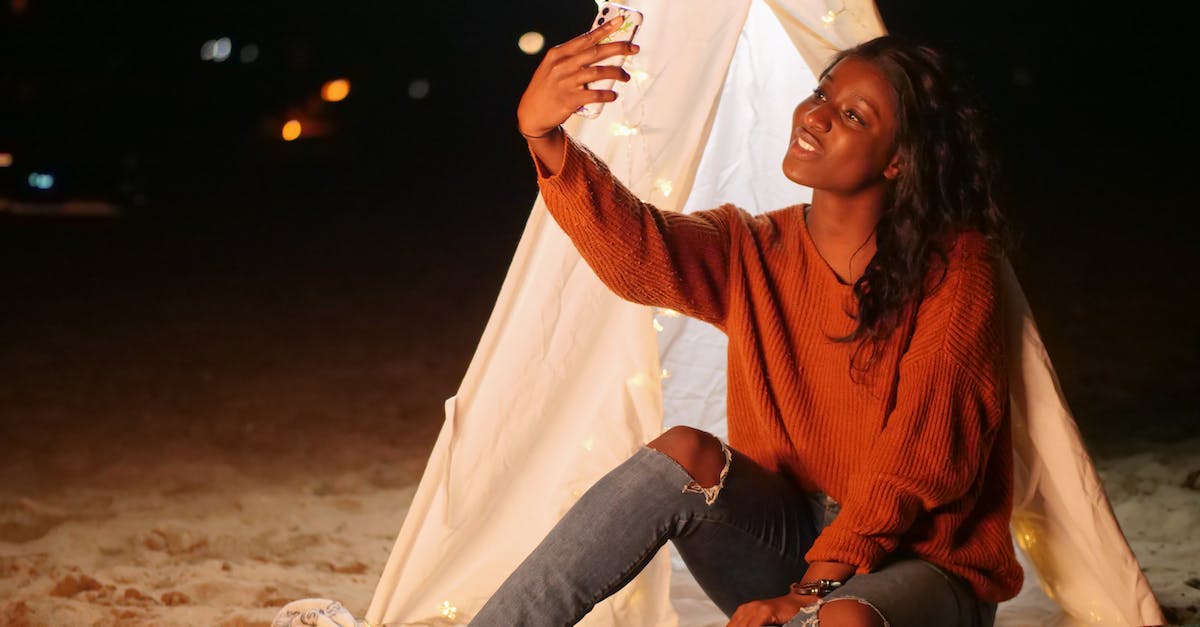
[518,32,545,55]
[623,58,651,84]
[654,178,673,197]
[282,119,302,141]
[439,600,458,620]
[610,122,639,137]
[321,78,351,102]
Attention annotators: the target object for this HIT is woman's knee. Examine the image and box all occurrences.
[646,425,726,487]
[816,598,887,627]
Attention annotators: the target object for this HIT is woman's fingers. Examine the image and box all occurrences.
[575,64,631,86]
[568,87,617,109]
[560,67,628,108]
[578,40,641,66]
[545,32,638,86]
[515,15,640,136]
[560,13,626,55]
[726,606,750,627]
[726,601,779,627]
[542,64,625,107]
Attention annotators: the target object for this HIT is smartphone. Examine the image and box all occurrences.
[574,2,644,119]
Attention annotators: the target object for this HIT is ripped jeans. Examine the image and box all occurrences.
[469,441,997,627]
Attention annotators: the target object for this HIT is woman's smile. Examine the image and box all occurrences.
[789,128,823,159]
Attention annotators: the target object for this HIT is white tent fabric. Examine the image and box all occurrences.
[359,1,1166,625]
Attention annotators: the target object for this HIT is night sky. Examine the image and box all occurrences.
[3,1,1192,220]
[1,1,1197,449]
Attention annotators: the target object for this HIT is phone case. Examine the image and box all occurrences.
[574,2,644,119]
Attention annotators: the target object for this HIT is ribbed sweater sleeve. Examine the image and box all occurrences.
[805,242,1008,573]
[528,132,735,328]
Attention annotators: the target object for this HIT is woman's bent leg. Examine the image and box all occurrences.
[469,433,823,626]
[468,445,709,626]
[670,445,825,616]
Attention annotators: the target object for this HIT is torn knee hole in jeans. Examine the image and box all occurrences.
[788,597,889,627]
[789,603,820,627]
[681,439,732,506]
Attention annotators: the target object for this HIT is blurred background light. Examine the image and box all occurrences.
[28,173,55,190]
[518,32,545,55]
[213,37,232,62]
[240,43,260,64]
[0,153,12,168]
[201,37,233,62]
[282,119,302,141]
[407,79,430,100]
[321,79,351,103]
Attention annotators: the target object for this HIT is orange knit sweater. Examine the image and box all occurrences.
[530,133,1023,603]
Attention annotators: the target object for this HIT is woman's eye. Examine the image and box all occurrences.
[844,110,863,124]
[812,88,827,102]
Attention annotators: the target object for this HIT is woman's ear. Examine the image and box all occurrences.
[883,151,903,181]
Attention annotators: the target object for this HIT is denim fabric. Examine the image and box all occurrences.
[811,559,998,627]
[469,443,996,627]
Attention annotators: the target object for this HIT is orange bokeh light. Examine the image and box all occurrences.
[321,79,351,103]
[282,120,302,141]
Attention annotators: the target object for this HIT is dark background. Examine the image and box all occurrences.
[1,0,1197,466]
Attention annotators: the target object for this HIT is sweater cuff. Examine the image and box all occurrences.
[804,524,888,574]
[526,130,633,233]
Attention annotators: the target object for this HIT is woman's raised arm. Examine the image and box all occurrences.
[515,15,736,328]
[516,15,639,176]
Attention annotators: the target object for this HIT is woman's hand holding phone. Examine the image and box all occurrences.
[516,15,641,143]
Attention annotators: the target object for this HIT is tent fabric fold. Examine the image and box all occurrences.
[357,1,1165,625]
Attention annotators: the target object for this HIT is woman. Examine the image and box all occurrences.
[473,17,1022,627]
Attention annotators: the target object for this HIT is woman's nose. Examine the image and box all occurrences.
[802,103,831,132]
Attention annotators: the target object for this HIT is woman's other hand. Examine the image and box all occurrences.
[516,14,640,139]
[725,592,818,627]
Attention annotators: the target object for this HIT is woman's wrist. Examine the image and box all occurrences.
[790,579,843,598]
[805,560,855,577]
[524,124,568,177]
[792,562,859,595]
[519,125,563,141]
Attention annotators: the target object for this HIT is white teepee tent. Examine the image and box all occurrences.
[285,1,1168,626]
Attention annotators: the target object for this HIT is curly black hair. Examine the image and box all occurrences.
[822,35,1014,378]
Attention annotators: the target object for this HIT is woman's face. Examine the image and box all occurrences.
[782,55,902,196]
